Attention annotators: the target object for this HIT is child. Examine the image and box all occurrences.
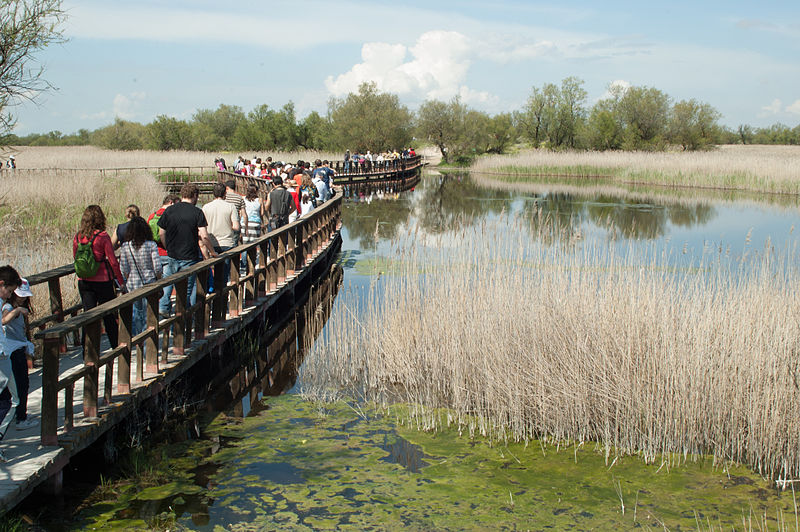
[1,278,37,431]
[0,265,22,462]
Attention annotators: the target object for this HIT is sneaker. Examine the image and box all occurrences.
[0,449,7,463]
[15,418,38,430]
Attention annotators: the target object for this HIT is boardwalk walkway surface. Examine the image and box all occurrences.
[0,185,345,515]
[0,157,423,515]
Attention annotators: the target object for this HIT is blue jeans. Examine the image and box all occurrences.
[158,256,172,315]
[0,354,18,441]
[132,297,146,337]
[160,257,198,315]
[208,246,232,293]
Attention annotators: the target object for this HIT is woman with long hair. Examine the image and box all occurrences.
[242,184,267,244]
[120,216,162,340]
[73,205,125,348]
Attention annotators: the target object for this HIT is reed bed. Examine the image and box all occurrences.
[471,145,800,195]
[0,169,164,307]
[300,213,800,481]
[1,146,340,169]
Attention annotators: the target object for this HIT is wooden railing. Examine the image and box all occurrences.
[227,155,424,182]
[33,188,342,446]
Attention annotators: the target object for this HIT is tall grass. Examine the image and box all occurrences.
[471,145,800,195]
[1,145,340,169]
[300,213,800,481]
[0,169,165,307]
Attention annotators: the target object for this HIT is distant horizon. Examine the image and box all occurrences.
[10,0,800,135]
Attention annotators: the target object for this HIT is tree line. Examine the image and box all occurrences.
[5,79,800,164]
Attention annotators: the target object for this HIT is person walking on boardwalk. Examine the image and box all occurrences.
[110,204,140,249]
[0,278,37,431]
[0,265,23,462]
[147,194,179,317]
[202,182,239,286]
[265,175,295,231]
[224,180,245,247]
[120,217,162,340]
[73,205,125,349]
[157,183,217,316]
[241,184,266,244]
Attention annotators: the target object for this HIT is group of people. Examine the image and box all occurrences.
[0,166,339,462]
[343,148,416,173]
[70,168,336,360]
[0,265,38,462]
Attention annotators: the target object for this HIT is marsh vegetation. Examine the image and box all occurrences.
[471,144,800,195]
[302,211,800,483]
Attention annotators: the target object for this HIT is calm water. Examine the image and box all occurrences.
[41,171,800,529]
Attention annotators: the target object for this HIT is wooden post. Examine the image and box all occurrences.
[257,240,268,296]
[230,252,241,317]
[212,261,225,325]
[268,236,278,291]
[47,278,66,352]
[195,269,209,339]
[173,278,188,356]
[83,320,101,418]
[40,336,61,446]
[146,293,159,373]
[246,247,257,304]
[277,232,287,284]
[286,225,296,276]
[117,304,132,394]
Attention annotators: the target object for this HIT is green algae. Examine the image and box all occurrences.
[76,394,798,530]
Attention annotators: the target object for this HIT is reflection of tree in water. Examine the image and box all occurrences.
[416,174,514,234]
[667,203,715,228]
[342,195,414,250]
[584,195,717,240]
[526,192,586,243]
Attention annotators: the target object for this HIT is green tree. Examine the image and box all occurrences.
[668,99,721,150]
[416,98,463,163]
[146,115,193,150]
[516,82,559,147]
[485,112,515,154]
[552,76,587,148]
[737,124,754,145]
[91,118,146,150]
[192,104,245,150]
[297,110,333,150]
[618,86,671,149]
[0,0,65,137]
[328,82,413,153]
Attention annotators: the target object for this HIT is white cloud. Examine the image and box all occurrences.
[325,30,505,105]
[113,92,146,120]
[786,99,800,115]
[760,98,783,115]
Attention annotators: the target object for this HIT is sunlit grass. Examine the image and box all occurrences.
[301,212,800,483]
[471,145,800,195]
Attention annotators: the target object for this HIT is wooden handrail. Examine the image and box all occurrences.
[27,158,421,446]
[33,178,342,445]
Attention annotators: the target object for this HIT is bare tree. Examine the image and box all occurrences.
[0,0,65,136]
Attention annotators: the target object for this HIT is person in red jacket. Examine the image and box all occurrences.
[73,205,125,348]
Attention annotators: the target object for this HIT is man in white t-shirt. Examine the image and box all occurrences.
[202,182,239,288]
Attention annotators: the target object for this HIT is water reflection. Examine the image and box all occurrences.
[207,263,343,418]
[341,171,800,263]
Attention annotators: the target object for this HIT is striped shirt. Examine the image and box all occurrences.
[120,241,162,292]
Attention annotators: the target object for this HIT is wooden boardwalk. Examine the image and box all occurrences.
[0,191,344,514]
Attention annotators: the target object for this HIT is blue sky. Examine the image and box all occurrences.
[10,0,800,135]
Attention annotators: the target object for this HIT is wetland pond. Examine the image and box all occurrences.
[36,171,800,530]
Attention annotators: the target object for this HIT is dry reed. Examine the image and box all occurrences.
[471,145,800,195]
[1,146,340,169]
[0,169,165,307]
[300,213,800,482]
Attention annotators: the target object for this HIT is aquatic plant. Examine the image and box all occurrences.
[301,212,800,482]
[470,145,800,195]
